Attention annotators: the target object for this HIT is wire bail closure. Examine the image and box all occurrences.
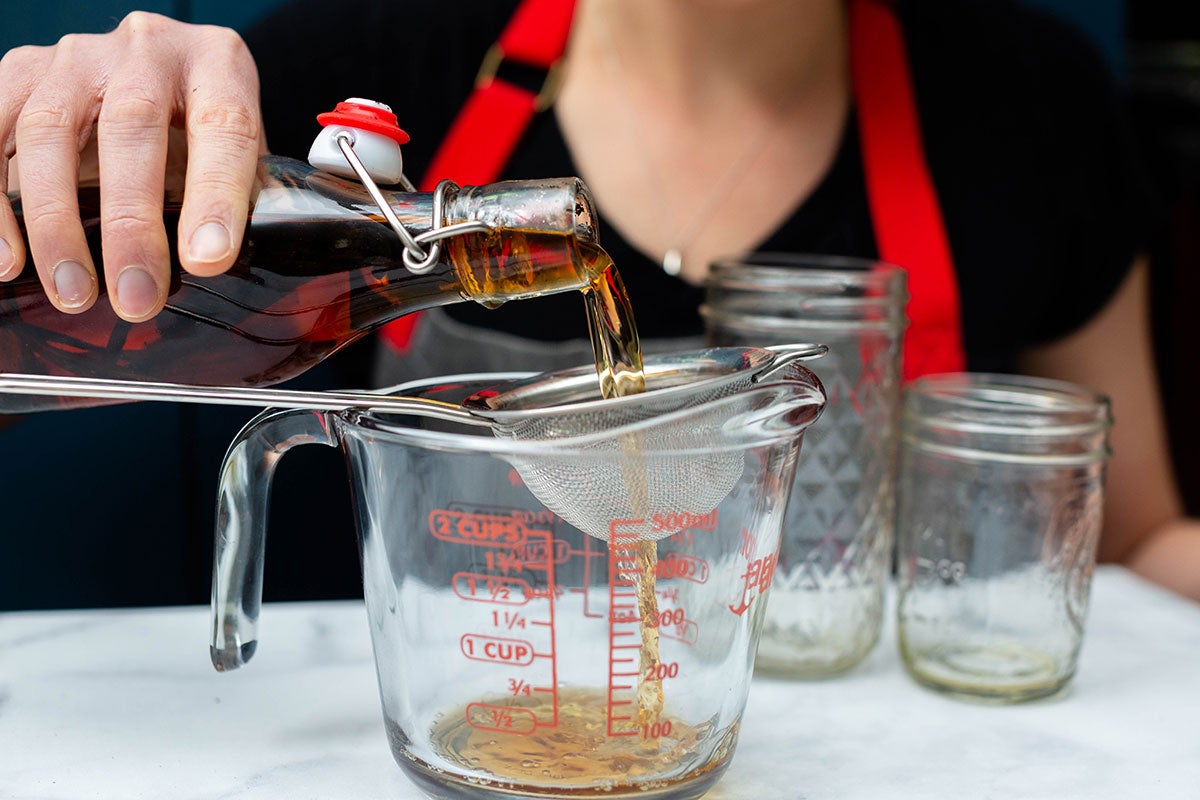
[332,131,493,275]
[312,98,494,275]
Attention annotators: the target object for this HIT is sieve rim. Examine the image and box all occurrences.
[336,379,825,457]
[457,346,779,422]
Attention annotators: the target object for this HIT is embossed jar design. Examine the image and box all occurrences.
[704,255,906,677]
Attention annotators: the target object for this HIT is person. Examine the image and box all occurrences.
[1,0,1197,602]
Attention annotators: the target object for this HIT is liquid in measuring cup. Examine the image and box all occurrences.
[426,687,718,790]
[400,499,727,797]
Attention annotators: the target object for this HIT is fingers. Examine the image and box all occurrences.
[0,46,44,282]
[95,13,177,321]
[0,153,28,284]
[179,25,263,278]
[12,34,104,313]
[1,12,263,322]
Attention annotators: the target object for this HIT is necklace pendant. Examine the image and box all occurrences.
[662,249,683,277]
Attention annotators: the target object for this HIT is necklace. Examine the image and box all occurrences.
[596,10,793,278]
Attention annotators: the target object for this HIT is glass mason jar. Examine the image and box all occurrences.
[896,373,1112,703]
[703,254,907,677]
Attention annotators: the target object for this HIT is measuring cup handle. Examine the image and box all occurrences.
[211,407,337,672]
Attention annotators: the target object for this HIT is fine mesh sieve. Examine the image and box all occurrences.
[494,379,824,540]
[406,344,827,540]
[0,344,826,540]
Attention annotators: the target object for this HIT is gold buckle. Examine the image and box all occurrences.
[475,44,565,113]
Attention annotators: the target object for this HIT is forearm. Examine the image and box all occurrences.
[1120,518,1200,602]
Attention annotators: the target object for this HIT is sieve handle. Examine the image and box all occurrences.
[755,343,828,382]
[0,372,488,425]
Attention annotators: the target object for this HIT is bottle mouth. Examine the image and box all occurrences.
[572,178,600,246]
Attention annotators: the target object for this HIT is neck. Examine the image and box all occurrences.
[570,0,847,113]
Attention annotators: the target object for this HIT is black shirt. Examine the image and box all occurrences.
[248,0,1149,374]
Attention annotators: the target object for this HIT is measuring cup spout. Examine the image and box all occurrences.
[210,408,339,671]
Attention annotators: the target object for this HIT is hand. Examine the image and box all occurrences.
[0,11,265,321]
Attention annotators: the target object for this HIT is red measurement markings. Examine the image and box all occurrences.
[460,634,537,666]
[643,661,680,681]
[466,703,537,735]
[648,607,699,647]
[491,610,527,630]
[738,527,758,560]
[463,502,559,528]
[430,509,527,548]
[539,527,560,730]
[729,550,780,616]
[651,509,719,536]
[606,520,648,737]
[459,527,559,732]
[656,552,710,584]
[650,607,686,627]
[661,619,700,646]
[483,550,526,574]
[516,537,571,566]
[568,533,606,619]
[452,573,533,605]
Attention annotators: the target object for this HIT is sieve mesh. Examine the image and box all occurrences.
[504,407,749,541]
[462,346,826,540]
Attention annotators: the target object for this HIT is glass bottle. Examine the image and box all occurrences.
[0,156,602,413]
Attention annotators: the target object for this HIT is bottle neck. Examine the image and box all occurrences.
[255,157,608,329]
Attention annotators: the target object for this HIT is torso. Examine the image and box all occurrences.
[249,0,1147,381]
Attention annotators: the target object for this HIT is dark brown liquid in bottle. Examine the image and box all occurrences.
[0,189,600,413]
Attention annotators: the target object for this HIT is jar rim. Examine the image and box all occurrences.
[707,253,908,294]
[900,372,1112,464]
[905,373,1110,420]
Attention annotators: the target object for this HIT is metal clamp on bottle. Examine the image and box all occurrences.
[308,98,493,274]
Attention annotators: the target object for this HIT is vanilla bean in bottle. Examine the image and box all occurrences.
[0,157,601,413]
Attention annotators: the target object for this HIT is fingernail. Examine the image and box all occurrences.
[115,266,160,319]
[0,238,14,278]
[52,260,96,309]
[188,221,231,264]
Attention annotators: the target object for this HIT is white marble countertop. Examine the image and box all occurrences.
[1,565,1197,800]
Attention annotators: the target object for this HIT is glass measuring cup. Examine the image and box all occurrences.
[211,368,824,799]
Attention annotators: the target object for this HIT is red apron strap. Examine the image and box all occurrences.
[420,0,575,191]
[381,0,577,352]
[850,0,965,380]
